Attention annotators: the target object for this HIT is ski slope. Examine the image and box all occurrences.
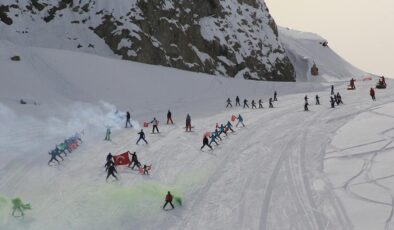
[1,40,393,230]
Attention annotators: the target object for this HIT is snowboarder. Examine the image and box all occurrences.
[251,100,257,109]
[274,91,278,101]
[210,133,219,146]
[106,164,118,181]
[370,88,376,101]
[315,95,320,105]
[136,129,148,145]
[331,85,335,95]
[226,98,232,108]
[243,99,249,108]
[125,111,132,128]
[236,114,245,127]
[104,127,111,141]
[226,121,234,132]
[167,110,173,125]
[11,198,31,217]
[186,114,192,132]
[235,96,241,106]
[163,191,174,210]
[330,96,336,108]
[269,98,274,108]
[201,135,213,150]
[258,99,263,109]
[150,117,159,133]
[142,164,150,175]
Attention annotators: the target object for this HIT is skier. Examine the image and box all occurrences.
[236,114,245,127]
[136,129,148,144]
[226,121,234,132]
[304,101,309,111]
[235,96,241,106]
[48,148,62,165]
[350,78,356,89]
[104,127,111,141]
[269,98,274,108]
[106,164,118,181]
[381,76,386,86]
[214,128,222,141]
[11,198,31,217]
[142,164,150,175]
[336,92,343,105]
[274,91,278,101]
[186,114,192,132]
[125,111,132,128]
[128,152,141,169]
[330,96,336,108]
[106,152,113,162]
[200,135,213,150]
[226,98,232,108]
[370,87,376,101]
[163,191,174,210]
[243,99,249,108]
[210,133,219,146]
[315,95,320,105]
[258,99,263,109]
[150,117,159,133]
[167,110,173,125]
[219,124,227,137]
[251,100,257,109]
[104,158,115,171]
[331,85,335,95]
[304,95,309,103]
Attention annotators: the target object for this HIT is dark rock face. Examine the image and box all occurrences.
[0,0,295,81]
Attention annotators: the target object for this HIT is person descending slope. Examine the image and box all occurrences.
[125,111,132,128]
[48,148,62,165]
[226,121,235,132]
[104,158,115,171]
[167,110,173,125]
[226,98,232,108]
[235,96,241,106]
[104,127,111,141]
[251,100,257,109]
[163,191,174,210]
[274,91,278,101]
[186,114,192,132]
[219,124,227,137]
[243,99,249,108]
[269,98,274,108]
[128,152,141,169]
[210,133,219,146]
[304,95,309,111]
[259,99,263,109]
[236,114,245,127]
[106,164,118,181]
[106,152,113,162]
[336,92,343,105]
[370,88,376,101]
[136,129,148,145]
[150,117,159,133]
[142,164,150,175]
[331,85,335,95]
[201,135,213,150]
[330,96,336,108]
[315,95,320,105]
[214,128,222,141]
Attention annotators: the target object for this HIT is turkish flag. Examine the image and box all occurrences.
[231,115,237,122]
[113,152,130,166]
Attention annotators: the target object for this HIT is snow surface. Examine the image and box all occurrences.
[0,31,393,230]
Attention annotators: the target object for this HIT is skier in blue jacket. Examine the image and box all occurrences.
[236,114,245,127]
[219,124,227,137]
[226,121,234,132]
[214,128,222,141]
[210,133,219,145]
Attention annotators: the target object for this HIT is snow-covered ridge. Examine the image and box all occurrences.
[0,0,295,81]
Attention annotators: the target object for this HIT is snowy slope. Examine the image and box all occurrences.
[1,40,394,230]
[279,27,366,82]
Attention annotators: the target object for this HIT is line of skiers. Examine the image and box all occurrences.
[201,114,244,150]
[105,151,150,181]
[48,133,83,165]
[226,92,277,109]
[304,92,343,111]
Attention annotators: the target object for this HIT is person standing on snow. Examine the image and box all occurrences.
[219,124,227,137]
[150,117,159,133]
[125,111,133,128]
[106,152,113,162]
[243,99,249,108]
[315,95,320,105]
[370,88,376,101]
[226,98,232,108]
[200,135,213,150]
[251,100,257,109]
[304,101,309,111]
[128,152,141,169]
[331,85,335,95]
[210,133,219,146]
[104,158,115,171]
[106,164,118,181]
[330,96,336,108]
[226,121,235,132]
[136,129,148,145]
[269,98,274,108]
[142,164,150,175]
[214,128,222,141]
[258,99,263,109]
[104,127,111,141]
[274,91,278,101]
[235,96,241,106]
[236,114,245,127]
[48,148,61,165]
[186,114,192,132]
[336,92,343,105]
[163,191,174,210]
[167,110,173,125]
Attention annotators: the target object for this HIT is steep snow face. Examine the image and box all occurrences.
[279,27,366,82]
[0,0,295,81]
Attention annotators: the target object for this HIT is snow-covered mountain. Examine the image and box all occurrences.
[0,0,295,81]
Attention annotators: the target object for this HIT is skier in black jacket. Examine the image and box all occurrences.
[235,96,240,106]
[136,129,148,145]
[125,111,132,128]
[251,100,257,109]
[315,95,320,105]
[269,98,274,108]
[243,99,249,108]
[106,164,118,181]
[200,136,213,150]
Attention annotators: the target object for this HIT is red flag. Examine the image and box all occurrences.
[215,123,219,129]
[204,132,211,137]
[113,152,130,166]
[143,122,149,128]
[231,115,237,122]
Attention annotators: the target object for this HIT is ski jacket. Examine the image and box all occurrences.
[238,115,243,122]
[165,194,173,202]
[186,115,191,123]
[151,119,159,126]
[226,122,232,128]
[370,88,375,96]
[203,137,209,144]
[138,131,145,138]
[167,111,171,118]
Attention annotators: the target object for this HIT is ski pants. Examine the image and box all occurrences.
[243,103,249,108]
[236,101,240,106]
[106,171,118,180]
[259,104,263,108]
[186,124,192,132]
[167,117,173,124]
[152,125,159,133]
[125,119,132,128]
[201,143,213,150]
[136,137,148,145]
[48,156,60,165]
[163,201,174,209]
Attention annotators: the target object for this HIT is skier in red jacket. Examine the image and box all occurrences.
[163,191,174,210]
[370,88,376,101]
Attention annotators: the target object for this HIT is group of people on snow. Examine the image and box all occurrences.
[48,133,82,165]
[226,92,277,109]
